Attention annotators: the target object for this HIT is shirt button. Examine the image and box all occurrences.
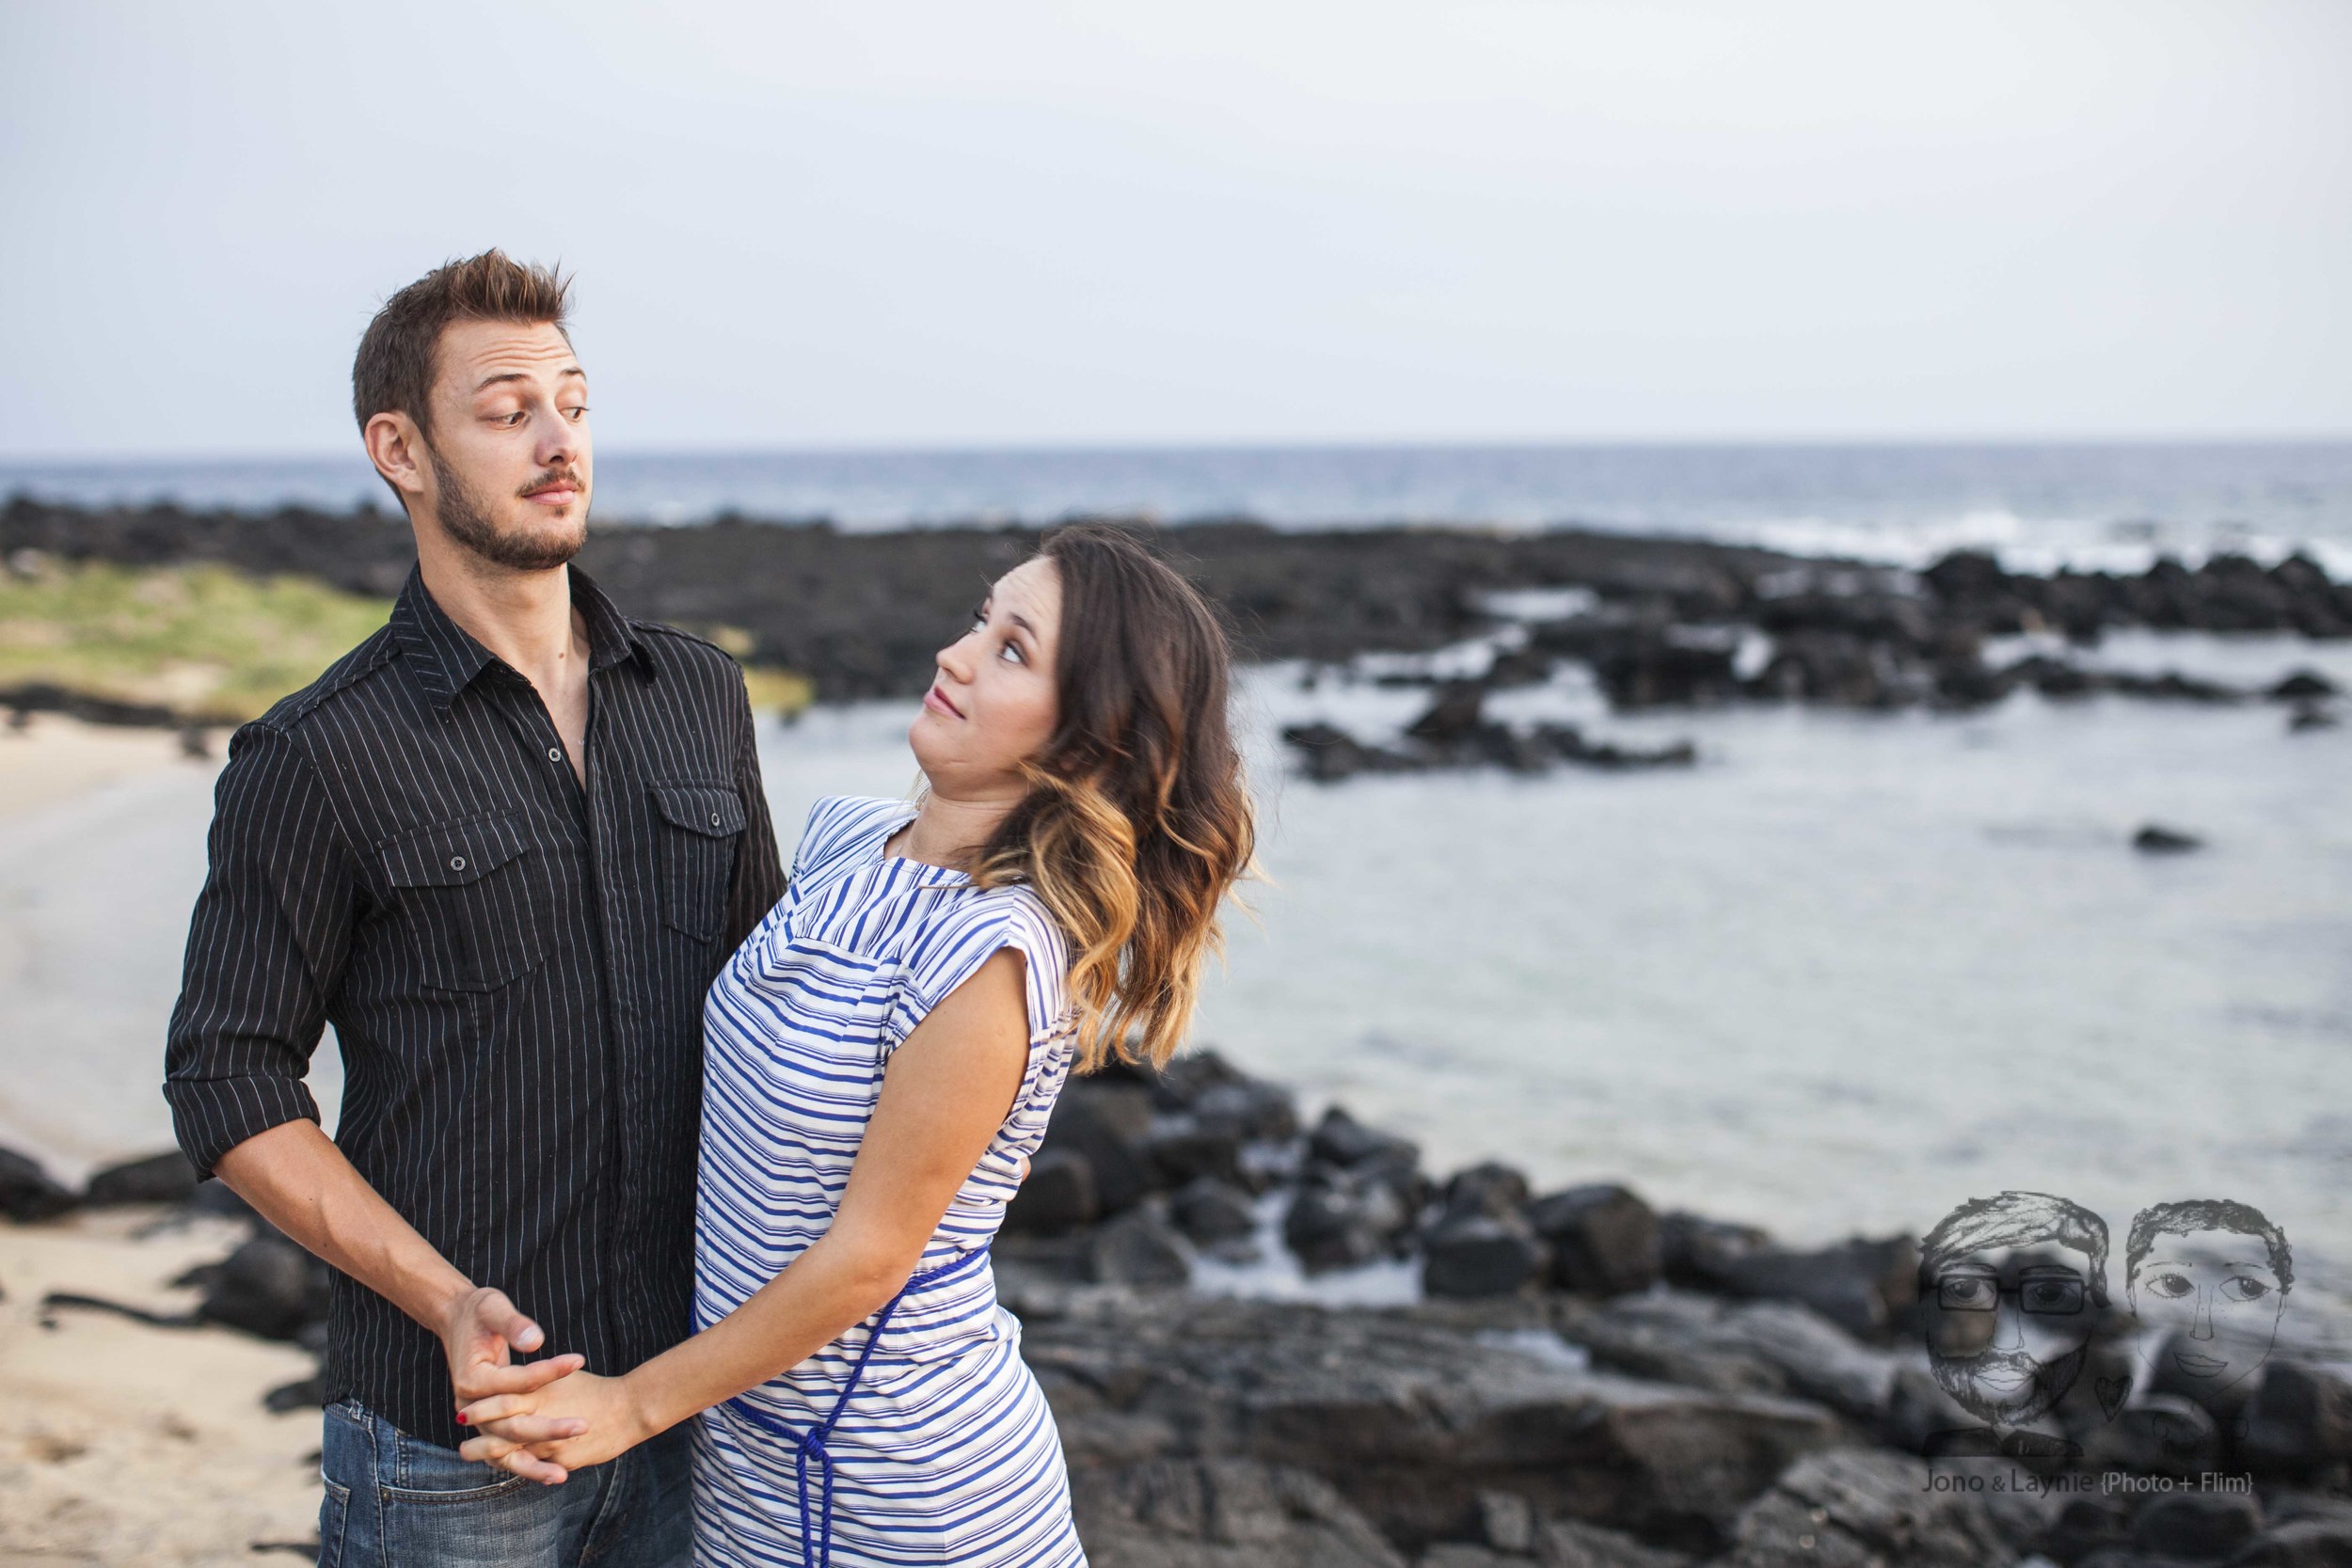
[449,856,467,872]
[547,746,564,763]
[710,813,723,827]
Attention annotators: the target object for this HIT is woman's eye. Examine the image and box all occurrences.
[2150,1273,2194,1299]
[2222,1275,2270,1302]
[998,641,1025,665]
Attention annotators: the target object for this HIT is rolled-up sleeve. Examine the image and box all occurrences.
[720,683,787,958]
[165,721,357,1176]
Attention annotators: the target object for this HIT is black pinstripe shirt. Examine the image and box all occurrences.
[165,563,786,1449]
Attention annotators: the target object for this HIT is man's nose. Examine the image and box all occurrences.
[1992,1298,2026,1350]
[534,405,579,468]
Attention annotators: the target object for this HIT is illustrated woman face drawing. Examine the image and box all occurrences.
[2126,1199,2290,1403]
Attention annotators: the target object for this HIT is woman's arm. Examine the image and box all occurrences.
[458,945,1033,1477]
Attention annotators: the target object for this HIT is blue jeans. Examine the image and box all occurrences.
[319,1399,691,1568]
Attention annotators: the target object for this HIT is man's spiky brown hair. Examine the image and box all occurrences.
[352,249,572,435]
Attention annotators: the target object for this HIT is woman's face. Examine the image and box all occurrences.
[2130,1228,2285,1396]
[908,556,1062,795]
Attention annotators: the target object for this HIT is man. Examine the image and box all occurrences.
[1915,1189,2109,1464]
[165,249,786,1566]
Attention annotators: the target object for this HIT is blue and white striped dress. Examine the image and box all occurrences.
[691,795,1089,1567]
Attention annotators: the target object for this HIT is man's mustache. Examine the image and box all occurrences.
[520,466,587,499]
[1956,1350,2042,1382]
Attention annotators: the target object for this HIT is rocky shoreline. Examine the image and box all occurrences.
[5,499,2346,742]
[9,1051,2348,1567]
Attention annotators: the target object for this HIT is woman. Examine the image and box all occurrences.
[453,524,1255,1566]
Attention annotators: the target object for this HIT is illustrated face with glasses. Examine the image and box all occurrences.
[1919,1193,2110,1432]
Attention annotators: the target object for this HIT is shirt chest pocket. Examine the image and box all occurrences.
[377,814,548,992]
[649,783,746,942]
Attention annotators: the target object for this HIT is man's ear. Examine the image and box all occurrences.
[364,411,430,506]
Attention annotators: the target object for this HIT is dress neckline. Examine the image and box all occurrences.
[873,802,972,885]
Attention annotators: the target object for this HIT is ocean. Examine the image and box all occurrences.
[7,440,2352,575]
[3,443,2347,1339]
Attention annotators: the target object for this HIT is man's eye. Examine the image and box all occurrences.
[565,405,589,420]
[501,411,526,427]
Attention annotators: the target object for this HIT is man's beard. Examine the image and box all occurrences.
[426,442,587,572]
[1931,1343,2088,1429]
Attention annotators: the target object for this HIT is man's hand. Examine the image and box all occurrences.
[459,1370,655,1479]
[439,1285,587,1483]
[207,1125,591,1484]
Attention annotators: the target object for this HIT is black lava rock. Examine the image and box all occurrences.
[1143,1113,1246,1190]
[2132,1490,2261,1559]
[1405,682,1490,745]
[1436,1162,1532,1225]
[84,1149,200,1208]
[2134,823,2204,854]
[1420,1215,1546,1300]
[2247,1361,2352,1479]
[1086,1210,1193,1290]
[1039,1081,1157,1217]
[1168,1177,1259,1246]
[0,1147,77,1223]
[1681,1231,1918,1340]
[2269,669,2339,701]
[1283,1170,1413,1273]
[202,1231,330,1340]
[1524,1183,1663,1297]
[1002,1148,1099,1238]
[1306,1106,1422,1188]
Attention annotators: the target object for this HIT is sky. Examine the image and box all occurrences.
[1,0,2347,458]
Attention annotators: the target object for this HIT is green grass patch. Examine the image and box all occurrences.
[0,560,813,723]
[0,562,397,723]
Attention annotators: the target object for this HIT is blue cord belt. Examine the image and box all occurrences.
[721,1243,993,1568]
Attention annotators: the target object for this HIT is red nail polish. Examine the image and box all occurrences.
[455,1412,469,1425]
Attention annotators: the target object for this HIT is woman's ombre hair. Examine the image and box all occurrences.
[967,524,1255,1072]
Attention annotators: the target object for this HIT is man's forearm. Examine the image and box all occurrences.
[214,1119,472,1335]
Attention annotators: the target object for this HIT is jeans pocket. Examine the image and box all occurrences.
[379,1426,563,1566]
[317,1478,352,1568]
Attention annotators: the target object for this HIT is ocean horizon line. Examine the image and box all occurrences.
[8,433,2352,469]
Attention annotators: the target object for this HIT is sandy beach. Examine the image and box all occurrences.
[0,720,325,1563]
[0,1208,324,1566]
[0,713,207,820]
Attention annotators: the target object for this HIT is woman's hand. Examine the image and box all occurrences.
[457,1370,655,1480]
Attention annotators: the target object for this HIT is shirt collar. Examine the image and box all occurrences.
[389,561,655,710]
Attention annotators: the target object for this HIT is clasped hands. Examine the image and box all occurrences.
[439,1156,1035,1481]
[437,1283,648,1484]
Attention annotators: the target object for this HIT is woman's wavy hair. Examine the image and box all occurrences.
[965,524,1257,1072]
